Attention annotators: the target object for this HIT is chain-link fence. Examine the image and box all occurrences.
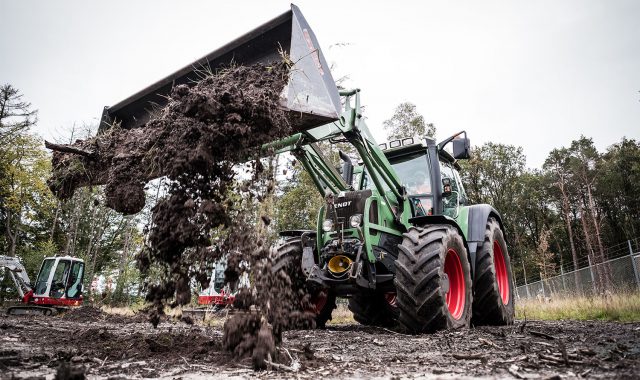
[515,238,640,300]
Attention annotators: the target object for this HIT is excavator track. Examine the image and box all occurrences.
[6,305,62,316]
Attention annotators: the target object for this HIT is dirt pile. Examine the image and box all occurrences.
[47,61,315,369]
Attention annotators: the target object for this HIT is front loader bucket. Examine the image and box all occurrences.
[99,4,341,133]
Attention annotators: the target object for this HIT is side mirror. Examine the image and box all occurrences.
[452,137,471,159]
[339,151,354,187]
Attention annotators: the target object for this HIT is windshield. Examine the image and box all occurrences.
[213,262,226,292]
[361,152,432,195]
[361,152,434,216]
[35,259,55,295]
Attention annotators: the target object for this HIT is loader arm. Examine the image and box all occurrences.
[265,90,408,224]
[0,255,32,298]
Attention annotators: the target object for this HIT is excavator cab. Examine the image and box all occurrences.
[32,256,85,305]
[3,255,85,315]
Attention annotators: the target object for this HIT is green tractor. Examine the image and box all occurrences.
[95,4,514,333]
[270,88,515,332]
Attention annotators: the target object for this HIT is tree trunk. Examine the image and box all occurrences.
[49,200,61,241]
[5,209,19,257]
[113,218,134,305]
[586,185,613,291]
[559,184,581,294]
[85,207,110,300]
[578,201,602,293]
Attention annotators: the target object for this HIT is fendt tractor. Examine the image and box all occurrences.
[95,4,514,333]
[1,255,85,315]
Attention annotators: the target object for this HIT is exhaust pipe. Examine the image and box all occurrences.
[99,4,341,134]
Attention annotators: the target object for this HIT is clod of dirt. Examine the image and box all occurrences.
[54,362,85,380]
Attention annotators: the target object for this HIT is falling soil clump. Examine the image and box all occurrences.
[47,61,316,368]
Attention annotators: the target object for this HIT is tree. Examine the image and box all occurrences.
[544,147,582,291]
[383,102,435,140]
[596,138,640,242]
[0,86,49,303]
[0,85,39,257]
[0,84,37,145]
[536,228,556,280]
[275,165,323,232]
[568,136,611,292]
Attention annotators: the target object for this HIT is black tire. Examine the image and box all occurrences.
[272,237,337,328]
[348,291,399,327]
[472,218,515,326]
[394,225,472,334]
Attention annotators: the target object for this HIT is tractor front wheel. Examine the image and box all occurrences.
[348,291,399,327]
[272,237,337,328]
[395,225,472,333]
[472,217,515,325]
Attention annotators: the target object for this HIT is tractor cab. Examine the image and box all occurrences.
[28,256,85,307]
[362,132,470,220]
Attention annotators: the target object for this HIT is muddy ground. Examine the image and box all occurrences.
[1,307,638,379]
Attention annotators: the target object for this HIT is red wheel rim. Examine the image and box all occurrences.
[384,292,397,307]
[493,241,509,304]
[311,291,328,314]
[444,248,466,320]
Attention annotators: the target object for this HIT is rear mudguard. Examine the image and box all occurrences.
[464,204,504,273]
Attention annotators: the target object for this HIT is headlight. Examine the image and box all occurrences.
[349,214,363,228]
[322,219,334,232]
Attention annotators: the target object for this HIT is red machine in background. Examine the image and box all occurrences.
[198,260,234,309]
[1,255,85,315]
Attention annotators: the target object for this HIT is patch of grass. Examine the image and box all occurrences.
[516,292,640,322]
[202,310,229,327]
[328,302,355,325]
[101,305,137,316]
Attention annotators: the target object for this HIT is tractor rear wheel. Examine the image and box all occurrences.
[272,237,336,328]
[472,218,515,325]
[395,225,472,333]
[348,291,399,327]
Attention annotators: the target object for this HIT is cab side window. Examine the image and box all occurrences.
[440,161,466,217]
[65,261,84,299]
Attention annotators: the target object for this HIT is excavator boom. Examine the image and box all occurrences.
[0,255,31,299]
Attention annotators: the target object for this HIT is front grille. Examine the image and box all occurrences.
[326,190,372,221]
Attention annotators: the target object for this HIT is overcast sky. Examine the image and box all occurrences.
[1,0,639,168]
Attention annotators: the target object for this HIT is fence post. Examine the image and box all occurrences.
[629,240,640,291]
[540,272,546,299]
[560,265,567,293]
[587,255,596,293]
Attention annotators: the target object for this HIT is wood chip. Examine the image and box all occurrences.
[478,337,500,349]
[529,330,557,340]
[452,353,485,360]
